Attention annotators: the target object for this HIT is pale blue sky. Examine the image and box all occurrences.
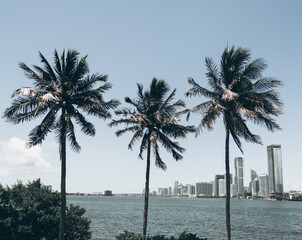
[1,1,301,193]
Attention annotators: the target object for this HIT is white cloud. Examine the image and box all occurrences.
[0,137,54,172]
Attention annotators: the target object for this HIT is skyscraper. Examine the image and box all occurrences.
[173,181,179,196]
[251,179,259,197]
[258,173,269,198]
[234,157,244,197]
[214,175,224,197]
[196,182,213,196]
[250,169,258,181]
[267,145,284,197]
[219,179,225,197]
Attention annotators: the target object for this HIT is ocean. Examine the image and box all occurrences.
[68,195,302,240]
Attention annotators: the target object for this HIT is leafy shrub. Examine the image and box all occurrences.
[0,179,91,240]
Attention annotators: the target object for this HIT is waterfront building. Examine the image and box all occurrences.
[251,169,258,181]
[267,145,284,197]
[251,178,259,197]
[196,182,213,196]
[219,179,225,196]
[188,185,195,196]
[214,174,224,197]
[158,188,163,196]
[186,184,194,196]
[173,181,179,196]
[104,190,113,196]
[196,182,202,196]
[230,183,238,197]
[179,183,184,195]
[168,187,172,196]
[234,157,244,197]
[258,173,269,198]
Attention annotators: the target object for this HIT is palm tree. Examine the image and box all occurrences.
[185,46,283,240]
[3,49,120,240]
[109,78,195,238]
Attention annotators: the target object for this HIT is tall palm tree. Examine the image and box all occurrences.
[185,46,283,240]
[3,49,119,240]
[109,78,195,238]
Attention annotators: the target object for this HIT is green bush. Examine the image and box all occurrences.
[0,179,91,240]
[115,231,207,240]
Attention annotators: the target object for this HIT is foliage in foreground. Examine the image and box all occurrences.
[0,179,91,240]
[115,231,207,240]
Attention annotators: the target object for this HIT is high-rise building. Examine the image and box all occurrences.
[219,179,225,197]
[185,184,194,196]
[189,185,195,196]
[230,183,237,197]
[173,181,179,196]
[179,183,184,196]
[267,145,284,197]
[168,187,172,196]
[258,173,269,198]
[251,169,258,181]
[214,175,224,197]
[158,188,163,196]
[234,157,244,197]
[196,182,213,196]
[251,179,259,197]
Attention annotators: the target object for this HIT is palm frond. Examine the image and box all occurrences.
[241,58,267,80]
[18,62,49,88]
[109,118,138,128]
[205,57,223,93]
[71,55,89,85]
[38,51,57,81]
[64,49,79,79]
[28,109,57,147]
[77,74,108,92]
[185,78,218,99]
[66,117,81,152]
[128,129,144,150]
[3,96,43,123]
[74,111,96,136]
[253,77,283,92]
[156,130,185,155]
[153,142,167,170]
[138,132,150,159]
[115,126,138,137]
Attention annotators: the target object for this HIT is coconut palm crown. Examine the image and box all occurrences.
[3,49,120,240]
[109,78,195,237]
[185,46,283,240]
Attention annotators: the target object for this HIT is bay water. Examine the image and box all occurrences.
[68,195,302,240]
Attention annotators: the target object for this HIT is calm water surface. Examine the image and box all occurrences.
[68,196,302,240]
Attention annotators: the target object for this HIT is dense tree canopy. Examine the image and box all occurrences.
[0,179,91,240]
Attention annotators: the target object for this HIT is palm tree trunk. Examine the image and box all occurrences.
[59,109,67,240]
[143,140,151,239]
[225,127,231,240]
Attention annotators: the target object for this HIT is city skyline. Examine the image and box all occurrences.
[1,1,302,193]
[155,145,286,198]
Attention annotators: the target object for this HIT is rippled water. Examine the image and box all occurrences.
[68,196,302,240]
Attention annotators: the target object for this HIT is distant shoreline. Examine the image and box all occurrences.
[67,193,302,201]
